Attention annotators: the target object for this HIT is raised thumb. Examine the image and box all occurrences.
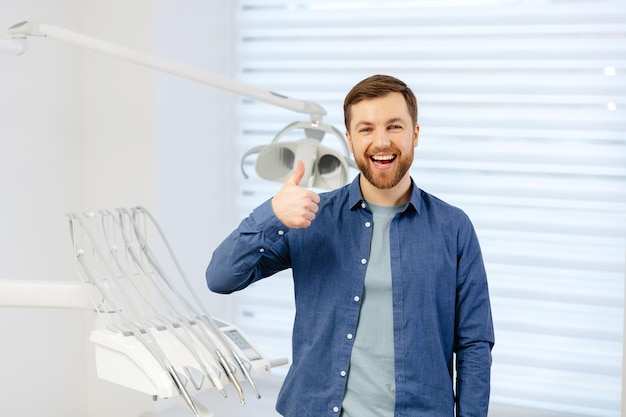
[287,160,305,186]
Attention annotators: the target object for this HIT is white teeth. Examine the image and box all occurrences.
[372,154,395,161]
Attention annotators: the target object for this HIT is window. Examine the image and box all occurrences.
[232,1,626,415]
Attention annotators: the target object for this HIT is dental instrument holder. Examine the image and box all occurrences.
[67,208,285,416]
[90,319,274,399]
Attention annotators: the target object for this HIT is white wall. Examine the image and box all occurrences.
[0,0,244,416]
[0,1,87,416]
[0,0,161,416]
[152,0,238,329]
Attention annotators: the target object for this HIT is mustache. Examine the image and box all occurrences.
[366,146,400,156]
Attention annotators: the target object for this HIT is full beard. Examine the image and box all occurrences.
[355,147,414,190]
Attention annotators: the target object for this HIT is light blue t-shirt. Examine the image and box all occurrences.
[341,202,405,417]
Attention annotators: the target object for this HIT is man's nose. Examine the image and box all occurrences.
[372,128,391,148]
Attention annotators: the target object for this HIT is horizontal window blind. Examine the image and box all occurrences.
[231,1,626,415]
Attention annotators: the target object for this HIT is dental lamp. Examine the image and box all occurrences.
[4,20,355,190]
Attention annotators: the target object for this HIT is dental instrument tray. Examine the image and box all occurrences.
[67,207,286,416]
[90,317,271,399]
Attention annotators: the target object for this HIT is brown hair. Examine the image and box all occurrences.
[343,74,418,132]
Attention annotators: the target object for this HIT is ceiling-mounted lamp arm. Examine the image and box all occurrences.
[7,21,327,122]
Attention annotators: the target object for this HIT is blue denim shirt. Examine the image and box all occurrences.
[206,176,494,417]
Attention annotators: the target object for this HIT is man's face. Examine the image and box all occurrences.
[346,92,419,190]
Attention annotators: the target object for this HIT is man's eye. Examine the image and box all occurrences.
[359,127,372,133]
[389,125,403,130]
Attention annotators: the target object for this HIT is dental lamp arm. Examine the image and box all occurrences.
[7,21,327,121]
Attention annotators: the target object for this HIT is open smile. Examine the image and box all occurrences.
[370,154,397,165]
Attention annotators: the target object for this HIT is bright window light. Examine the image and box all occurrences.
[233,1,626,416]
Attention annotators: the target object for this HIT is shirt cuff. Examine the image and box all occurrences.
[251,198,289,242]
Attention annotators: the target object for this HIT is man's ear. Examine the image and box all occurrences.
[346,131,354,153]
[413,125,420,147]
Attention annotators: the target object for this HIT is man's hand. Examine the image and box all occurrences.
[271,160,320,228]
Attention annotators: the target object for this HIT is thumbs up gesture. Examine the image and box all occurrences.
[271,160,321,229]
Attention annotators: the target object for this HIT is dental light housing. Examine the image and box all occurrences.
[241,121,354,190]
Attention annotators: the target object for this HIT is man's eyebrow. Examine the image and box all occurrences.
[386,118,407,125]
[354,118,406,128]
[354,121,373,128]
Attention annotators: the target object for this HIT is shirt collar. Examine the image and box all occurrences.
[347,174,422,215]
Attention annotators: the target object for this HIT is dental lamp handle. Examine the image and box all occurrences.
[8,21,327,121]
[294,142,317,188]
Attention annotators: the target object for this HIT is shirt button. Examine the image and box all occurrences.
[353,296,360,302]
[361,202,367,209]
[340,370,347,377]
[360,258,367,265]
[277,230,285,236]
[333,406,340,413]
[365,221,371,228]
[347,333,353,340]
[259,248,265,253]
